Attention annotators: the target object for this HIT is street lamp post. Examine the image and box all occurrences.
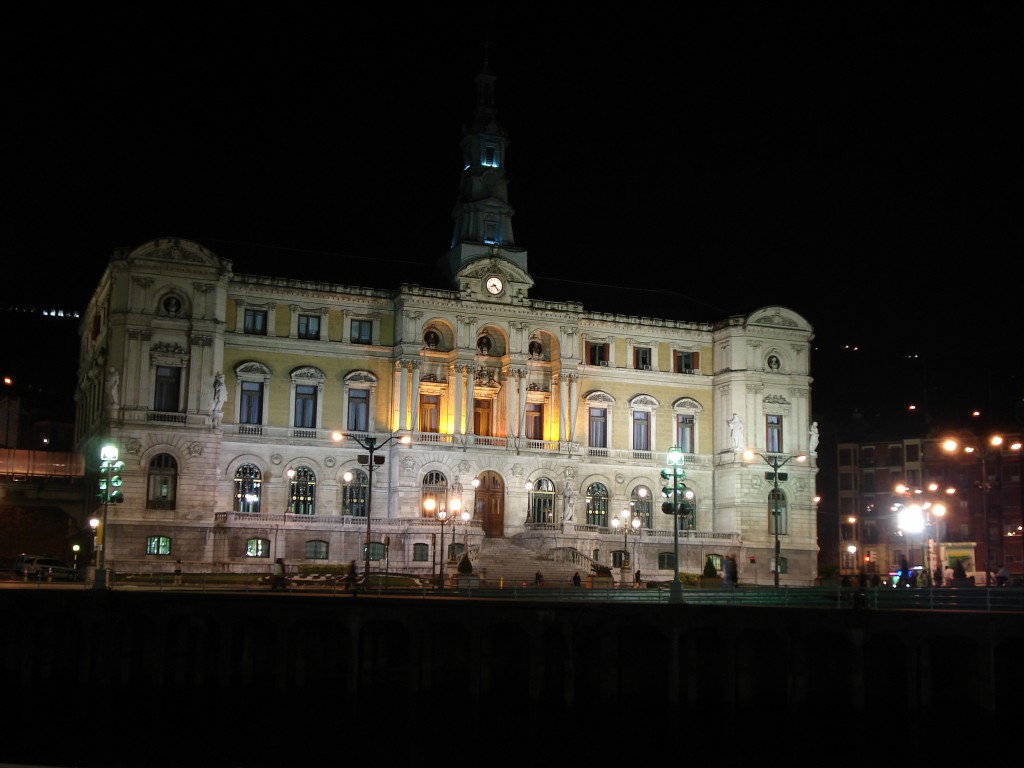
[743,450,807,587]
[424,497,451,590]
[943,433,1020,586]
[334,432,410,579]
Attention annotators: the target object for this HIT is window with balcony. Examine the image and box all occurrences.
[234,464,262,514]
[154,366,181,412]
[294,385,317,429]
[585,482,609,527]
[342,469,368,518]
[240,381,264,425]
[676,414,695,454]
[525,402,544,440]
[288,466,316,515]
[766,414,783,453]
[347,388,369,432]
[419,394,440,433]
[589,407,607,449]
[528,477,556,523]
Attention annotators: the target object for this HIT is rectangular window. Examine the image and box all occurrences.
[419,394,440,433]
[246,538,270,558]
[674,350,700,373]
[586,342,609,366]
[589,408,607,448]
[145,536,171,556]
[632,411,650,451]
[413,543,429,562]
[154,366,181,412]
[244,309,267,335]
[294,385,317,429]
[350,319,372,344]
[633,347,652,370]
[473,398,492,436]
[766,415,783,453]
[347,389,369,432]
[305,540,328,560]
[298,314,320,340]
[675,414,695,453]
[525,403,544,440]
[240,381,264,425]
[769,490,787,535]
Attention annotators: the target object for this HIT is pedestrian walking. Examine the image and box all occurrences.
[535,570,544,586]
[174,559,182,586]
[572,572,581,587]
[272,557,286,590]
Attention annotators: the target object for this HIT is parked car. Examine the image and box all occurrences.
[13,554,80,581]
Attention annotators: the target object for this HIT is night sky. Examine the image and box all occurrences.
[5,6,1020,431]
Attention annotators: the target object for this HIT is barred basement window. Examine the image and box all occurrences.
[145,536,171,556]
[246,538,270,558]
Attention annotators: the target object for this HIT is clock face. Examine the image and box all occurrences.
[485,276,504,295]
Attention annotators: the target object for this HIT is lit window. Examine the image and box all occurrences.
[245,538,270,558]
[145,536,171,556]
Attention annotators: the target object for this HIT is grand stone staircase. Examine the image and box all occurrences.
[469,536,592,587]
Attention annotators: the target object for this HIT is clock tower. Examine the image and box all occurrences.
[437,48,531,301]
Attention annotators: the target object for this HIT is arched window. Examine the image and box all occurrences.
[527,477,555,524]
[421,471,449,517]
[630,486,653,529]
[769,488,788,535]
[342,468,368,518]
[234,464,262,514]
[288,466,316,515]
[147,453,178,509]
[586,482,609,527]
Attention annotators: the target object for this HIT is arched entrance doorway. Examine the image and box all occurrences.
[475,471,505,537]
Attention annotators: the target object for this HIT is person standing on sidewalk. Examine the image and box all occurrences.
[174,560,182,586]
[272,558,286,590]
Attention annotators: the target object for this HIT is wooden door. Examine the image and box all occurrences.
[475,470,505,537]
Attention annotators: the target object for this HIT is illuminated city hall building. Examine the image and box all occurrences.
[74,64,818,585]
